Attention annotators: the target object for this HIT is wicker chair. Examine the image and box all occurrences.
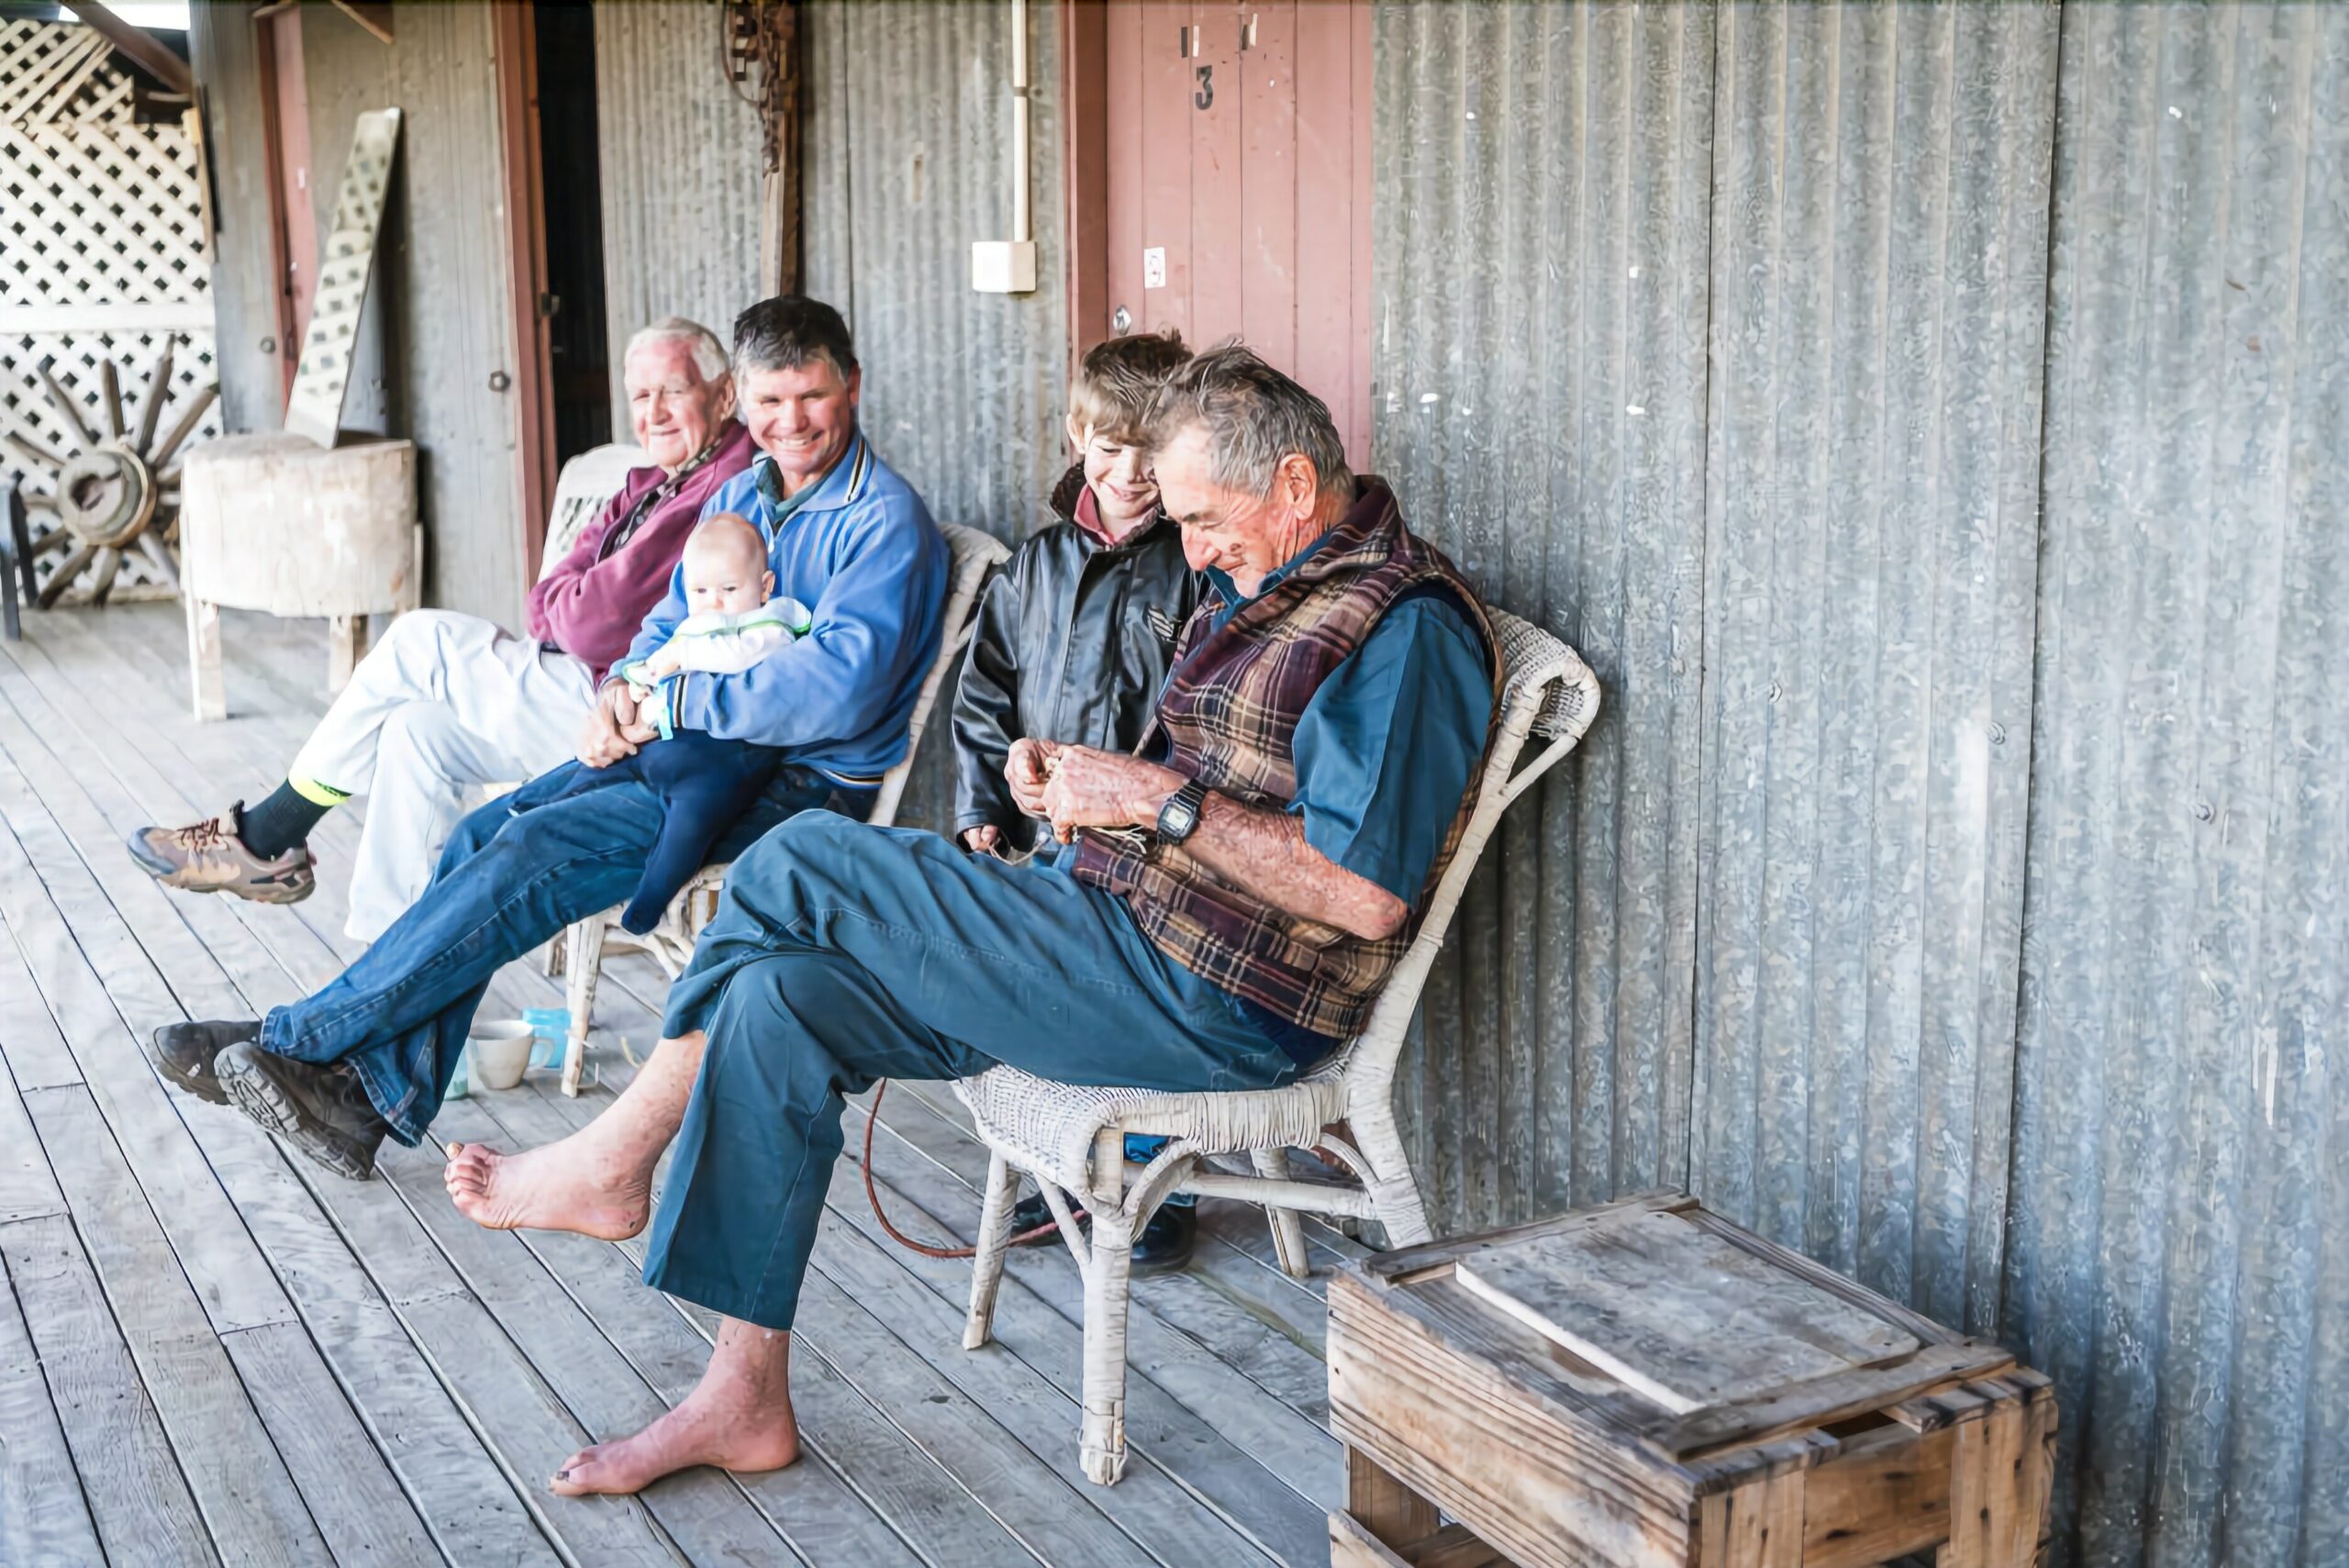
[952,607,1600,1485]
[543,442,647,568]
[554,520,1010,1092]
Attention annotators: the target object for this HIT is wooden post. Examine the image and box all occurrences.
[186,595,225,721]
[755,1,803,295]
[326,613,366,692]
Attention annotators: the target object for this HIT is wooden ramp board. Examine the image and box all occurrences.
[1451,1207,1920,1414]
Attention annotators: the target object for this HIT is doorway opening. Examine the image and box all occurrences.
[532,0,610,464]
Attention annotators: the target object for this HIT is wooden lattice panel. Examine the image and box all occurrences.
[1,18,218,605]
[0,21,132,126]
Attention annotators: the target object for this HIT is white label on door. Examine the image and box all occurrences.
[1143,248,1167,290]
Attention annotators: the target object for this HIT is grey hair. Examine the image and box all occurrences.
[622,317,729,383]
[1141,344,1353,502]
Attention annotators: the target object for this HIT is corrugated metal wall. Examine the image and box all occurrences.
[1374,2,2345,1563]
[1694,0,2060,1337]
[802,0,1068,535]
[591,1,765,437]
[2009,5,2348,1563]
[802,0,1069,823]
[1374,0,1715,1231]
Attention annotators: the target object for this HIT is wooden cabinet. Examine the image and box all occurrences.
[1326,1192,2057,1568]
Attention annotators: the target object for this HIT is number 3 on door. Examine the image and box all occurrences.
[1194,64,1213,110]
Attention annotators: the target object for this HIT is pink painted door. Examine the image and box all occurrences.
[1100,2,1373,467]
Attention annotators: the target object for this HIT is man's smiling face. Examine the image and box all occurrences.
[740,355,861,495]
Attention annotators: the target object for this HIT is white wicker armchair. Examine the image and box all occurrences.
[952,607,1601,1485]
[554,520,1010,1091]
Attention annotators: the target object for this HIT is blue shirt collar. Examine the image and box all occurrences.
[751,428,872,517]
[1205,523,1342,623]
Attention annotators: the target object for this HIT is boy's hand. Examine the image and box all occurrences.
[961,826,1003,856]
[578,684,641,769]
[1005,738,1061,817]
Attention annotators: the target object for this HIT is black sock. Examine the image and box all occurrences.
[239,781,333,859]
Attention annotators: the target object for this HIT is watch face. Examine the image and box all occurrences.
[1160,785,1200,841]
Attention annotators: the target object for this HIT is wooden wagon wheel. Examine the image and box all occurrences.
[2,339,217,609]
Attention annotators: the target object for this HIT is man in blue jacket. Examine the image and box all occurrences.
[141,296,949,1179]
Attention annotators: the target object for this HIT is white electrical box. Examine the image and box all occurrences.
[972,239,1039,295]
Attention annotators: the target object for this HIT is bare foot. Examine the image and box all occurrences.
[442,1134,652,1240]
[550,1362,798,1496]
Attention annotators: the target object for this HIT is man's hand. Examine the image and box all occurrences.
[1041,746,1184,843]
[577,683,641,769]
[1005,737,1061,818]
[961,825,1003,856]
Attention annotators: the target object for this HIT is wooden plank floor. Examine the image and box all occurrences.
[0,603,1351,1568]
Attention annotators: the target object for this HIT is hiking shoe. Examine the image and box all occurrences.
[215,1040,387,1181]
[126,805,315,906]
[146,1018,261,1106]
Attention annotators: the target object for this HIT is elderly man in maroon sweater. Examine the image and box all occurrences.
[128,317,756,941]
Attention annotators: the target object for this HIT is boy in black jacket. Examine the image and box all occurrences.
[948,329,1206,1266]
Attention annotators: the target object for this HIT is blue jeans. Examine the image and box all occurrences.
[258,761,851,1143]
[641,812,1298,1330]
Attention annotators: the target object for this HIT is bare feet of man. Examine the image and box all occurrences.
[442,1130,654,1240]
[551,1321,799,1496]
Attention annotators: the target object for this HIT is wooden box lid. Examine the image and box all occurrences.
[1451,1205,1919,1413]
[1331,1193,2014,1471]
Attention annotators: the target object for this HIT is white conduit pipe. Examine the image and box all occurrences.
[1009,0,1030,245]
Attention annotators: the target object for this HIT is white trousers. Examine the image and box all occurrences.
[290,609,597,941]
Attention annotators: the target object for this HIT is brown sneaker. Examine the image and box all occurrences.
[126,804,316,905]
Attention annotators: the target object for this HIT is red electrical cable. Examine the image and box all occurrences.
[862,1079,1074,1259]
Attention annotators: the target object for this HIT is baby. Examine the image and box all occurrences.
[530,513,807,933]
[615,511,811,694]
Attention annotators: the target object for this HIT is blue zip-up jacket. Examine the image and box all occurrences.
[620,430,949,783]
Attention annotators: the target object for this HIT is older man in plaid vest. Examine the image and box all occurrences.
[438,347,1501,1496]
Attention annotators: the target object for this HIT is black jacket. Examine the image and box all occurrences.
[952,465,1204,851]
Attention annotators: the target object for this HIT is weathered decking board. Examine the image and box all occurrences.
[0,604,1338,1567]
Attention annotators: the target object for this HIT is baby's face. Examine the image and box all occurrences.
[683,539,770,616]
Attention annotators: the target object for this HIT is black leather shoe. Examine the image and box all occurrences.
[215,1040,388,1181]
[146,1019,260,1106]
[1130,1203,1197,1274]
[1009,1189,1084,1244]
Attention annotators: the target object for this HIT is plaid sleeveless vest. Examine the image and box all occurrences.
[1070,479,1500,1039]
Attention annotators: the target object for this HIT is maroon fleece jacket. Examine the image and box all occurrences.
[526,420,757,680]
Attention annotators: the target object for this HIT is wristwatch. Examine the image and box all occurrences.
[1154,778,1209,845]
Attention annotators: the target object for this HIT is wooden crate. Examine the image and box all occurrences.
[1326,1192,2057,1568]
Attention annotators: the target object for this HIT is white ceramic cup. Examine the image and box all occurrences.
[466,1018,535,1092]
